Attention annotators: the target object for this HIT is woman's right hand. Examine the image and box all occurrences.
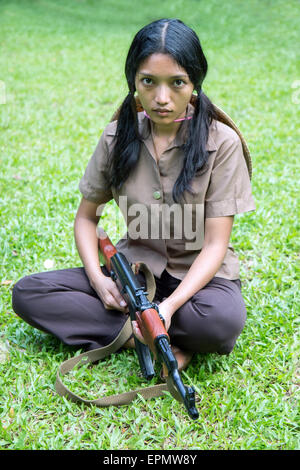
[91,273,129,313]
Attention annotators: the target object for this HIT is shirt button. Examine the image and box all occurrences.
[153,191,161,200]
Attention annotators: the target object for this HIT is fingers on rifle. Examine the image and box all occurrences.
[112,288,128,311]
[132,320,146,344]
[104,291,128,312]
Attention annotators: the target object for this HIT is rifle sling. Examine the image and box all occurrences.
[55,262,180,407]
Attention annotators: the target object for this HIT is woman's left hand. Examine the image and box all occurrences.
[156,298,173,331]
[131,298,175,344]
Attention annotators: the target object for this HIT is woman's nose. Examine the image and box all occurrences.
[155,85,170,105]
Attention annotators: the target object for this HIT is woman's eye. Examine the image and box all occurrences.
[142,78,153,86]
[174,79,185,87]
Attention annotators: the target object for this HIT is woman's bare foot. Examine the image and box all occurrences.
[171,345,193,371]
[123,336,193,379]
[161,345,193,379]
[123,337,135,349]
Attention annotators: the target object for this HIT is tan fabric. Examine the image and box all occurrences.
[79,102,256,280]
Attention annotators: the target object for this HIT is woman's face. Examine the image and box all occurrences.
[135,53,194,128]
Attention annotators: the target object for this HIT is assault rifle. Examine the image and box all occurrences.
[98,228,199,420]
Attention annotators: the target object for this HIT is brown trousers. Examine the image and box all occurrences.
[12,266,246,354]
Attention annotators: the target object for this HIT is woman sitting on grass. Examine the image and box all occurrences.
[12,18,255,374]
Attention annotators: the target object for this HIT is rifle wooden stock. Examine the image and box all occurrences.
[97,227,117,271]
[136,308,169,356]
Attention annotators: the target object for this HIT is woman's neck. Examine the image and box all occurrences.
[150,119,182,140]
[144,108,191,139]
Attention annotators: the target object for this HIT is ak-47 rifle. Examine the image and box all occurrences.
[98,227,199,420]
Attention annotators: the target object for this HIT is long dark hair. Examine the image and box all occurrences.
[109,18,217,203]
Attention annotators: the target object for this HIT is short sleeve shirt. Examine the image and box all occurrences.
[79,103,256,280]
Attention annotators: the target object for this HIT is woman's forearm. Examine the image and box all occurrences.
[164,216,233,314]
[164,242,227,314]
[74,215,105,285]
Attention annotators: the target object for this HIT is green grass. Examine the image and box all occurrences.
[0,0,299,450]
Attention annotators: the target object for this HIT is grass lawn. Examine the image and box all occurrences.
[0,0,299,450]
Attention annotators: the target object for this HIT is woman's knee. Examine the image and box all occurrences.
[12,275,30,310]
[212,299,246,352]
[169,283,247,354]
[12,274,42,322]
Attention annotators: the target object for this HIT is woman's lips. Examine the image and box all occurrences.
[153,109,172,116]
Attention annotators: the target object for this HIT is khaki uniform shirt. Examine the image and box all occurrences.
[79,103,256,280]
